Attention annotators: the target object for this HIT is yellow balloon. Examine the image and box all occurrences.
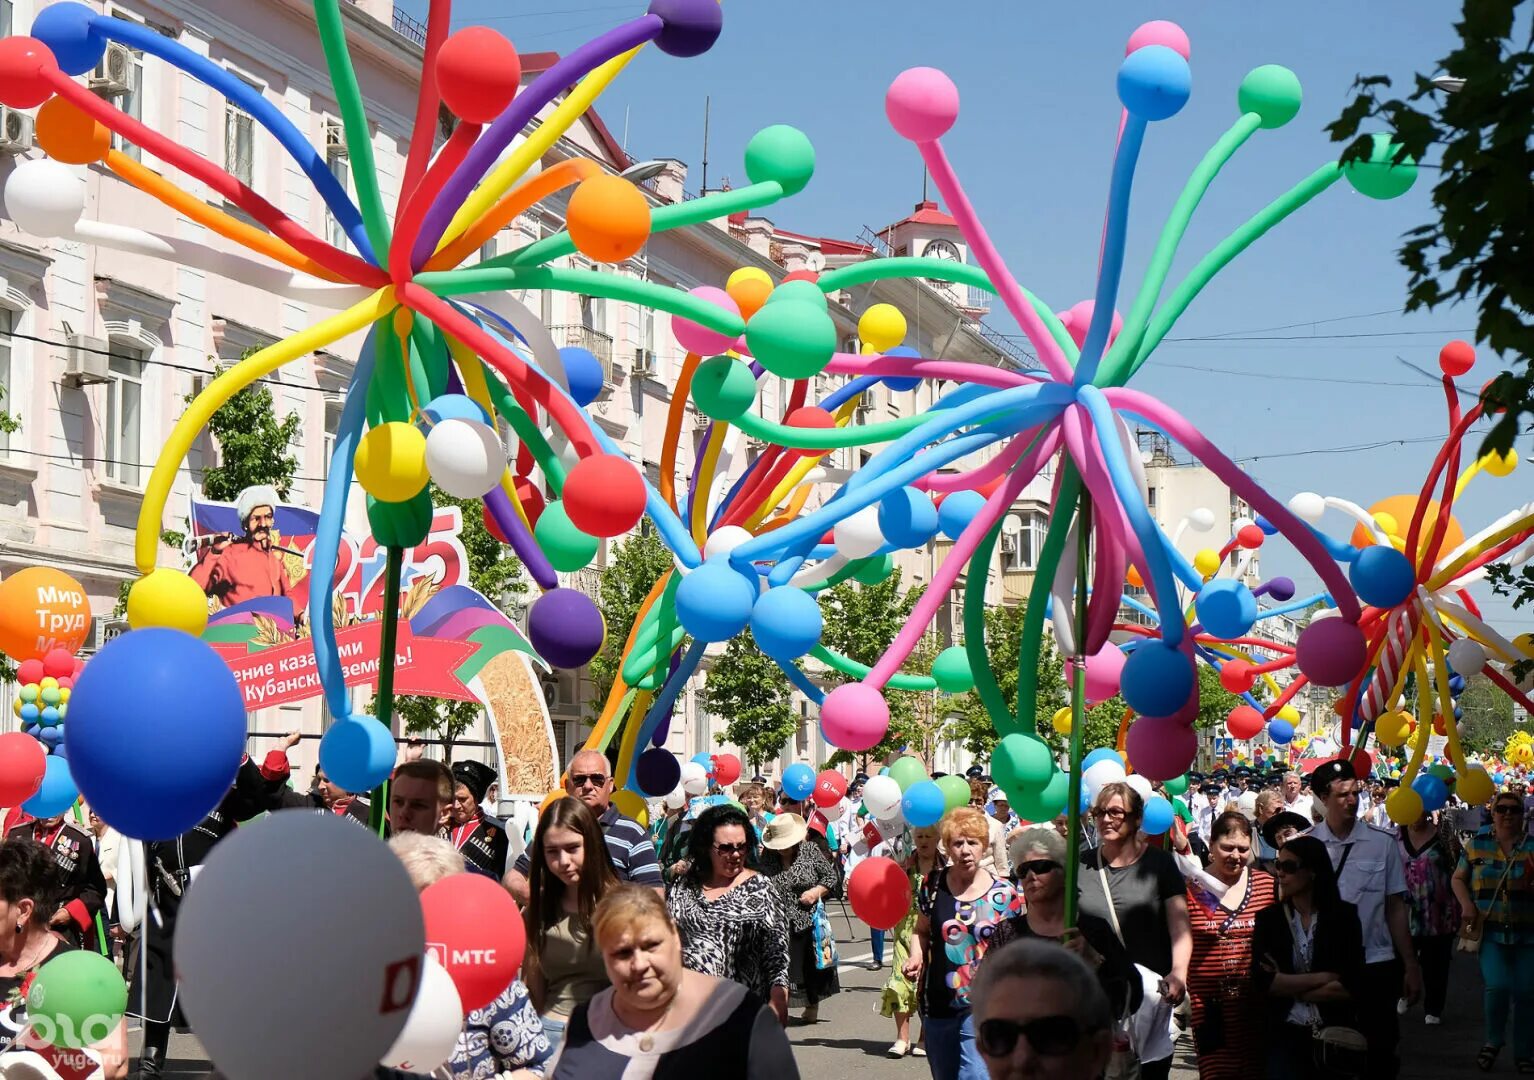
[58,687,70,703]
[1480,448,1519,478]
[858,303,907,354]
[538,790,568,815]
[38,678,57,691]
[611,788,649,828]
[1372,511,1399,540]
[1193,549,1221,577]
[1051,706,1073,735]
[1374,710,1412,748]
[1457,765,1494,806]
[1386,787,1424,825]
[354,422,430,503]
[1277,704,1300,724]
[726,267,773,321]
[127,567,211,635]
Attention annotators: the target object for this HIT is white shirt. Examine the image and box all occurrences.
[1305,817,1406,965]
[1283,792,1315,821]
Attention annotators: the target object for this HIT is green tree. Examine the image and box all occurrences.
[704,630,799,774]
[586,528,676,718]
[1194,663,1243,732]
[1327,0,1534,457]
[1457,671,1519,754]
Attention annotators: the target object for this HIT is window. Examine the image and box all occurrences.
[478,233,498,265]
[105,344,145,486]
[0,308,12,457]
[101,49,144,163]
[225,99,255,187]
[0,1,12,37]
[1146,486,1157,510]
[579,291,606,334]
[326,146,350,250]
[1004,511,1048,572]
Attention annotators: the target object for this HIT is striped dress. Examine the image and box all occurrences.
[1186,870,1279,1080]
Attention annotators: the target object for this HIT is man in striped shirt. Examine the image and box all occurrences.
[503,749,663,905]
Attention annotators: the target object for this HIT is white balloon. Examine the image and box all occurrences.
[380,955,463,1073]
[833,504,885,560]
[4,160,85,238]
[662,787,687,811]
[1288,492,1326,526]
[1446,638,1487,676]
[1231,516,1256,536]
[425,418,506,499]
[175,812,425,1080]
[875,807,906,833]
[861,774,902,819]
[1186,508,1216,533]
[680,761,708,797]
[1082,759,1127,802]
[1124,774,1154,802]
[704,525,754,561]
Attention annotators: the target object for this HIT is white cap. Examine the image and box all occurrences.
[236,484,282,527]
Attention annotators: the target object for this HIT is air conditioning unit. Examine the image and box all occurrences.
[324,120,348,158]
[999,534,1018,556]
[89,43,134,96]
[0,108,34,154]
[854,398,874,419]
[62,334,111,387]
[540,675,558,710]
[631,348,658,377]
[692,410,713,430]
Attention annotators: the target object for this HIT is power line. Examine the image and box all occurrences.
[1164,328,1476,343]
[0,444,333,484]
[1180,308,1407,339]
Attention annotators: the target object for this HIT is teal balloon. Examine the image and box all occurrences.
[745,301,837,380]
[992,733,1055,791]
[930,646,974,693]
[1344,133,1418,200]
[1237,65,1302,129]
[766,279,828,308]
[1163,774,1189,797]
[935,774,970,812]
[534,501,599,572]
[27,949,127,1048]
[744,124,816,196]
[852,553,895,585]
[690,355,759,422]
[887,755,928,793]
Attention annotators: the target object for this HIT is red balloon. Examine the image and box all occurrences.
[1342,747,1373,778]
[42,648,74,679]
[1227,705,1265,741]
[515,479,546,528]
[16,659,43,686]
[1219,660,1254,695]
[0,732,45,806]
[1236,524,1265,550]
[482,503,511,545]
[1439,339,1474,377]
[711,752,742,787]
[782,270,819,284]
[812,769,847,809]
[435,27,522,124]
[562,455,647,538]
[847,857,912,931]
[0,37,58,110]
[420,873,526,1012]
[783,407,835,459]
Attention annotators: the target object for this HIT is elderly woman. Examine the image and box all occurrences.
[1076,782,1192,1080]
[0,837,127,1078]
[761,812,841,1024]
[551,886,799,1079]
[903,806,1022,1080]
[389,832,553,1079]
[969,939,1114,1080]
[665,805,790,1024]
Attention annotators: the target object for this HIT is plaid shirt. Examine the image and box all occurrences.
[1458,833,1534,944]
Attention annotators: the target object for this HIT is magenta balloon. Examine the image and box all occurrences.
[885,67,960,143]
[1295,618,1367,688]
[671,286,740,355]
[1126,715,1198,781]
[820,682,890,751]
[1058,300,1124,350]
[1126,20,1190,60]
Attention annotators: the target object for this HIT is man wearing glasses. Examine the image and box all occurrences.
[1305,758,1422,1079]
[969,938,1114,1080]
[502,749,662,905]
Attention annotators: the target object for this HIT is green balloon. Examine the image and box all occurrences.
[1427,763,1455,785]
[852,553,895,585]
[992,733,1056,792]
[1343,132,1417,200]
[691,355,759,422]
[1237,65,1302,129]
[1172,796,1192,822]
[887,755,928,793]
[930,646,975,693]
[367,490,432,548]
[27,950,127,1049]
[1163,773,1190,797]
[744,124,816,196]
[1009,770,1070,823]
[936,773,971,812]
[766,279,828,309]
[745,301,837,380]
[535,501,598,572]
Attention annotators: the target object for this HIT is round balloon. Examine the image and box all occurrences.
[861,774,902,819]
[0,567,91,660]
[635,748,681,797]
[886,756,927,793]
[379,954,462,1073]
[26,949,126,1050]
[424,418,505,499]
[819,682,889,751]
[0,731,46,806]
[711,753,742,787]
[421,872,528,1011]
[847,857,912,931]
[781,763,815,801]
[22,756,77,819]
[901,780,946,828]
[1141,795,1176,836]
[176,813,425,1080]
[812,769,847,809]
[680,761,709,797]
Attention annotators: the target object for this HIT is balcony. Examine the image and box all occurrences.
[391,6,427,46]
[548,324,614,367]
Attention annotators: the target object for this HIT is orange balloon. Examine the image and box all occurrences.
[1125,565,1144,589]
[538,789,568,815]
[0,567,92,661]
[36,97,111,164]
[726,268,773,321]
[1350,494,1464,554]
[565,175,651,263]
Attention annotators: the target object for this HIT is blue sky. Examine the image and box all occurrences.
[401,1,1529,635]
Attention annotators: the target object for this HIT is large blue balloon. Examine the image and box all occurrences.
[880,346,922,392]
[1119,641,1194,718]
[749,587,822,661]
[1195,579,1257,640]
[782,763,815,801]
[878,487,940,549]
[937,490,987,540]
[321,716,397,795]
[65,629,247,840]
[22,757,78,819]
[676,558,755,643]
[1267,719,1296,745]
[1349,545,1414,609]
[1412,773,1449,813]
[1083,748,1124,771]
[901,779,946,828]
[1117,45,1191,121]
[1141,795,1175,836]
[561,347,606,407]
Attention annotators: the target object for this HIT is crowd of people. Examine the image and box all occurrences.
[0,739,1528,1080]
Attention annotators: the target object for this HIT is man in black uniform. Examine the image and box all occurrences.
[5,809,106,951]
[448,760,507,879]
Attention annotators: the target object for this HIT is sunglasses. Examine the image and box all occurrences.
[1091,808,1129,821]
[977,1015,1082,1058]
[1017,859,1061,878]
[1493,805,1525,816]
[1273,858,1305,874]
[569,773,609,789]
[713,842,749,855]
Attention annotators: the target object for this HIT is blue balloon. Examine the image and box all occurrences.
[901,780,946,828]
[320,716,397,795]
[39,706,60,727]
[38,727,63,748]
[30,2,106,76]
[561,347,606,407]
[1349,545,1415,609]
[1412,773,1449,813]
[419,393,491,427]
[1195,579,1258,640]
[1142,795,1175,836]
[1256,515,1279,536]
[24,758,77,817]
[1494,772,1506,784]
[1083,748,1124,771]
[878,487,940,549]
[635,748,681,796]
[937,490,987,541]
[1117,45,1192,121]
[1120,641,1194,718]
[691,752,715,773]
[19,703,38,723]
[880,346,922,392]
[749,587,822,661]
[1448,674,1466,694]
[65,629,247,841]
[782,763,815,801]
[676,558,756,643]
[1267,719,1296,745]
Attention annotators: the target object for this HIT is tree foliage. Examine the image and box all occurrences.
[198,365,301,502]
[704,630,799,773]
[1456,671,1519,754]
[586,528,676,718]
[1327,0,1534,457]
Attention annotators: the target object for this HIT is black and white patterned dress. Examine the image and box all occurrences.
[666,872,790,1002]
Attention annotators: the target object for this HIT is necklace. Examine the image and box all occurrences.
[635,996,676,1052]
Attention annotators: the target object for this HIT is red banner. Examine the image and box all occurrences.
[211,623,478,711]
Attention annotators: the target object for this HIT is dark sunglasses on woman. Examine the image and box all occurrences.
[977,1015,1083,1057]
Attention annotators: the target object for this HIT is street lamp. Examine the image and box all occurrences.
[619,159,669,184]
[1431,75,1465,93]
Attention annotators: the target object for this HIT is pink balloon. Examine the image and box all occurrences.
[1126,715,1197,780]
[1068,645,1126,706]
[671,286,740,355]
[1057,300,1124,350]
[885,67,960,143]
[819,683,890,751]
[1126,20,1190,60]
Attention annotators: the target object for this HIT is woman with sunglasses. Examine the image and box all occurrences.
[1452,790,1534,1074]
[1185,811,1278,1079]
[665,805,791,1025]
[969,938,1114,1080]
[1251,835,1364,1080]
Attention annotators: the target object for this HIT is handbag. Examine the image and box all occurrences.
[1312,1024,1369,1078]
[1097,859,1141,1080]
[1458,855,1515,955]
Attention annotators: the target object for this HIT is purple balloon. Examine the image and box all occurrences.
[635,748,681,797]
[1295,618,1366,687]
[1263,576,1295,602]
[527,588,605,669]
[647,0,724,57]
